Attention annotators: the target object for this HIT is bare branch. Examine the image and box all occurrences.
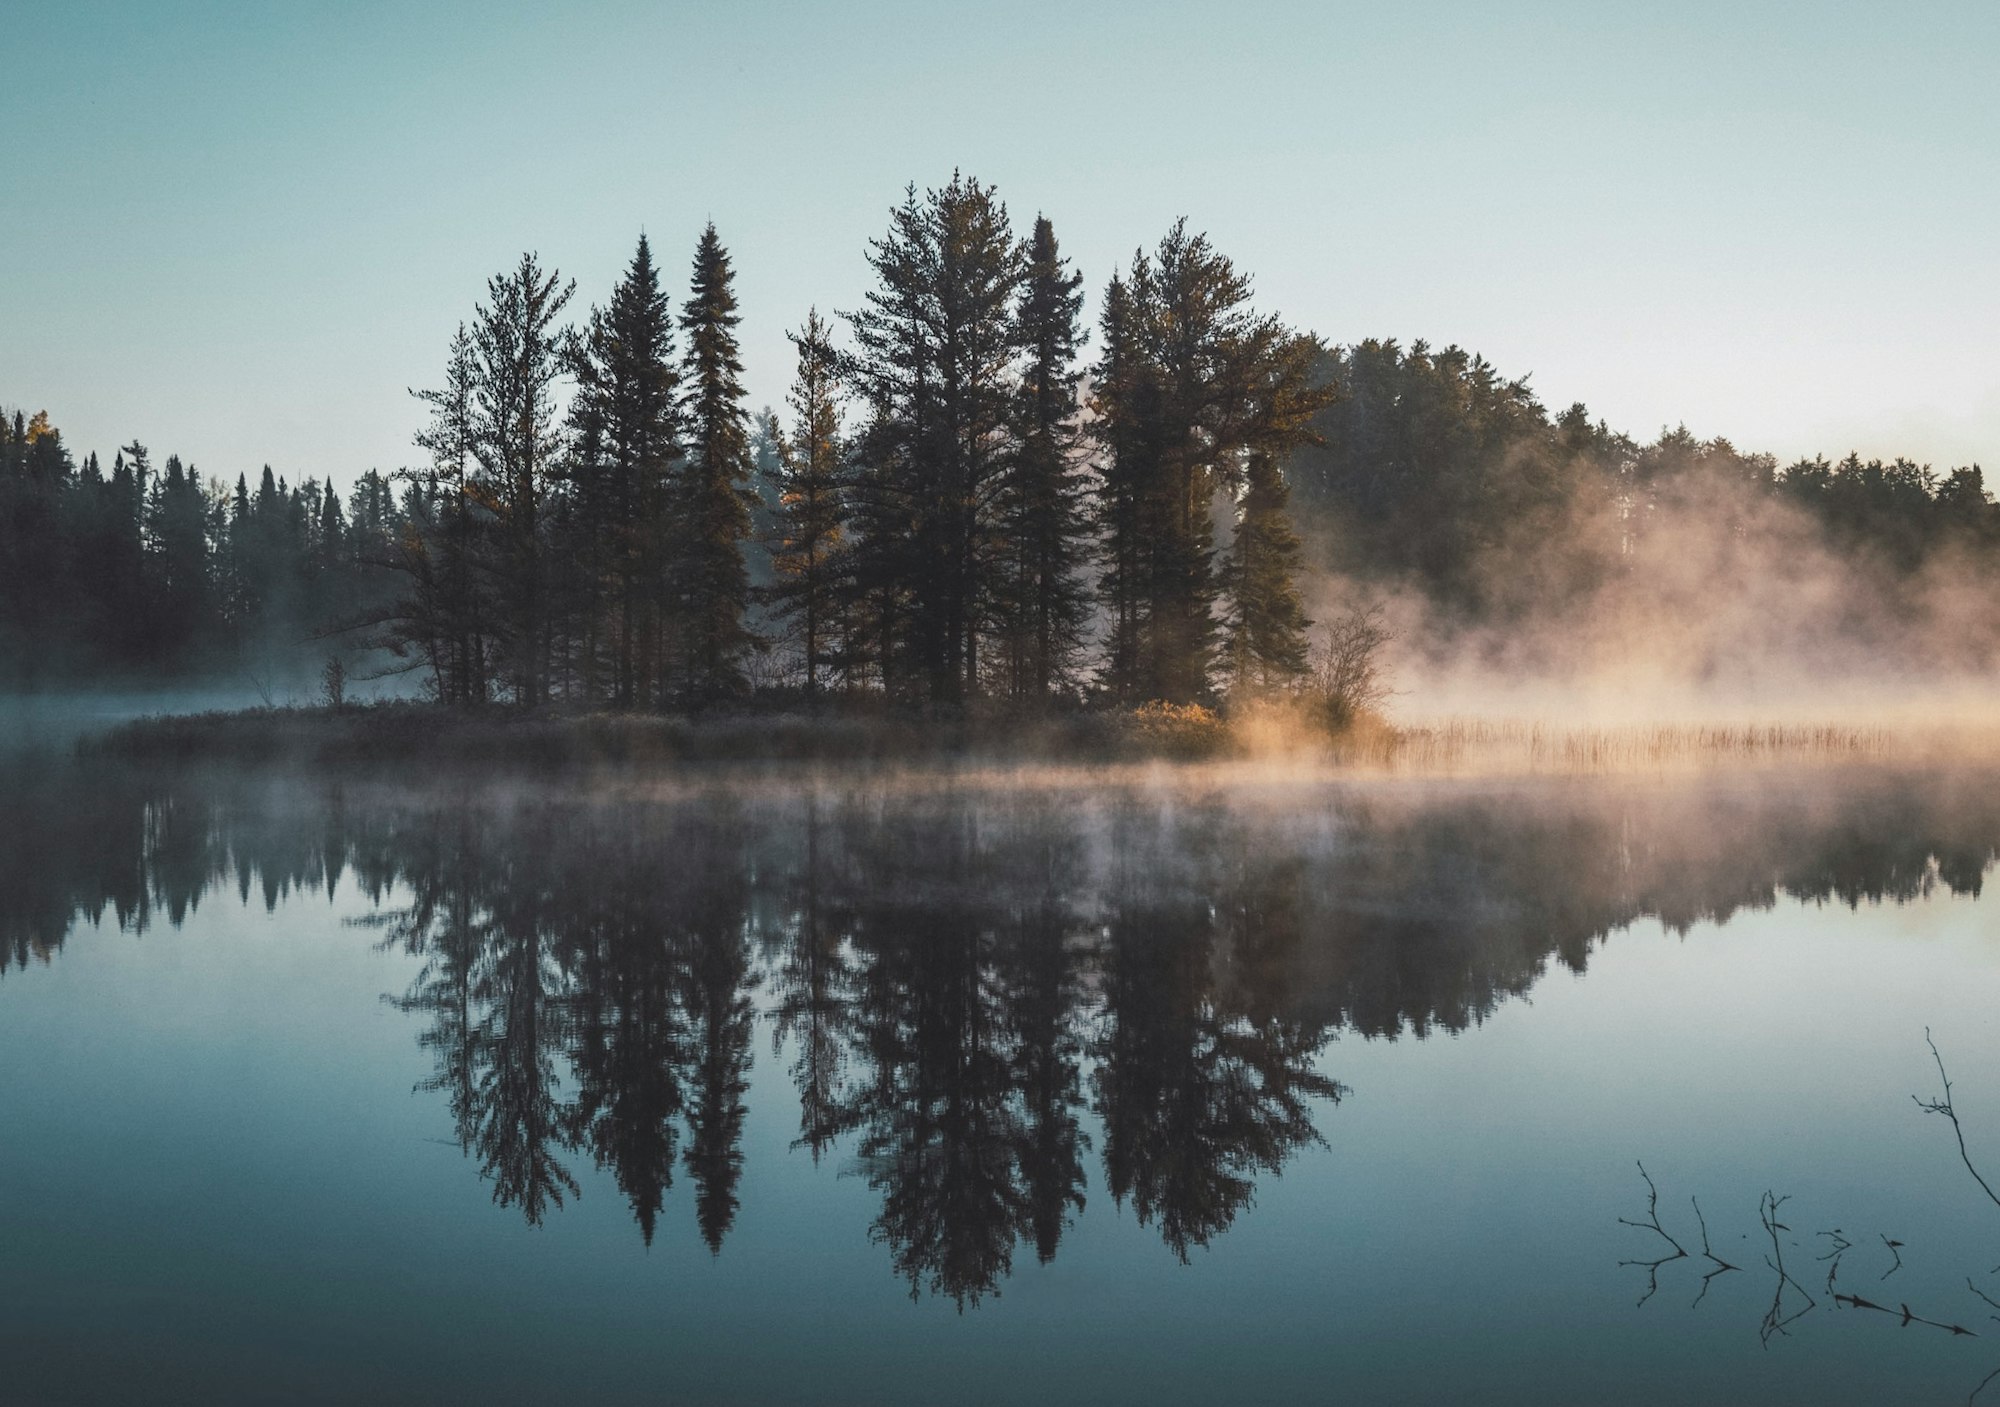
[1618,1161,1688,1307]
[1690,1196,1740,1306]
[1759,1191,1818,1346]
[1831,1292,1976,1337]
[1915,1027,2000,1214]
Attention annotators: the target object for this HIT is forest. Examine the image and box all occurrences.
[3,173,1995,711]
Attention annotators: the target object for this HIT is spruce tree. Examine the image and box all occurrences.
[998,215,1088,701]
[673,224,757,706]
[570,234,680,708]
[770,309,849,705]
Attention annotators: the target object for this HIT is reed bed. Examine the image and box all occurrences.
[1338,717,1900,775]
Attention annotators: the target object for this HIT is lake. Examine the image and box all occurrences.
[3,757,1999,1405]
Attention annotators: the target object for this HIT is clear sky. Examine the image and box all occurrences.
[4,0,1996,489]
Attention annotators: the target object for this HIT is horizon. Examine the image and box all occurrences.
[5,1,1997,488]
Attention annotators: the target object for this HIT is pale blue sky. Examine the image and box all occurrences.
[4,1,1995,488]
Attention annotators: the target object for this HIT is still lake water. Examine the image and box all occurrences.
[4,758,2000,1405]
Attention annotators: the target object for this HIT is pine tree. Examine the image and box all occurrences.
[997,215,1088,701]
[673,224,757,706]
[407,323,488,704]
[570,234,680,708]
[770,310,849,705]
[471,253,574,706]
[1224,452,1312,691]
[846,175,1025,704]
[1092,222,1331,703]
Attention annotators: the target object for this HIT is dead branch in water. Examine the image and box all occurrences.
[1617,1166,1739,1308]
[1759,1191,1818,1346]
[1618,1161,1688,1306]
[1690,1195,1740,1306]
[1830,1292,1976,1337]
[1916,1028,2000,1215]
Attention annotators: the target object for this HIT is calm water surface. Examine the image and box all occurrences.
[3,759,1999,1405]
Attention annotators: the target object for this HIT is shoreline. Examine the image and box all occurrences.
[65,701,1965,781]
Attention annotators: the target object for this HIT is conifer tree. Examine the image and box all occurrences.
[998,215,1088,700]
[846,175,1024,704]
[770,310,849,705]
[1091,222,1330,703]
[570,234,680,707]
[673,224,757,706]
[471,253,574,706]
[407,324,488,704]
[147,453,211,660]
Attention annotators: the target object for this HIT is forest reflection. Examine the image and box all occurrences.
[3,763,1996,1306]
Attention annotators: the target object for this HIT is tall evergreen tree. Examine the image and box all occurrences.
[770,310,849,705]
[406,323,489,704]
[1090,222,1330,703]
[471,253,574,706]
[846,175,1025,704]
[997,215,1088,701]
[146,453,212,661]
[673,224,757,706]
[569,234,681,708]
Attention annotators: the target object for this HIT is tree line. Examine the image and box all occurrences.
[0,410,399,690]
[6,172,1995,702]
[1289,338,2000,648]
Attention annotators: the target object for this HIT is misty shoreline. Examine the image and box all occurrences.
[58,699,1969,782]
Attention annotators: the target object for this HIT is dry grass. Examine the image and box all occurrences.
[1333,717,1901,775]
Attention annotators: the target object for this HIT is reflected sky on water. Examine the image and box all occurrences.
[3,761,1999,1405]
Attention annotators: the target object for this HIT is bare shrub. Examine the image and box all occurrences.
[1306,605,1393,730]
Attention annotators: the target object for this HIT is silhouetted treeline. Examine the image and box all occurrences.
[366,183,1326,711]
[4,764,1994,1301]
[0,409,400,690]
[11,177,1997,703]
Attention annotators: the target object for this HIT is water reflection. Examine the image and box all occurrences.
[3,762,1997,1308]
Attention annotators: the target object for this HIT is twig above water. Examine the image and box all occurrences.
[1916,1027,2000,1214]
[1618,1161,1688,1307]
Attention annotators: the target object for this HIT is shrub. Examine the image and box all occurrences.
[1123,700,1228,758]
[1305,605,1393,731]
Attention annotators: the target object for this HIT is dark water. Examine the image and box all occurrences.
[4,759,2000,1405]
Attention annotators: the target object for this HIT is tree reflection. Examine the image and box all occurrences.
[828,798,1039,1307]
[1096,804,1346,1259]
[9,761,2000,1303]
